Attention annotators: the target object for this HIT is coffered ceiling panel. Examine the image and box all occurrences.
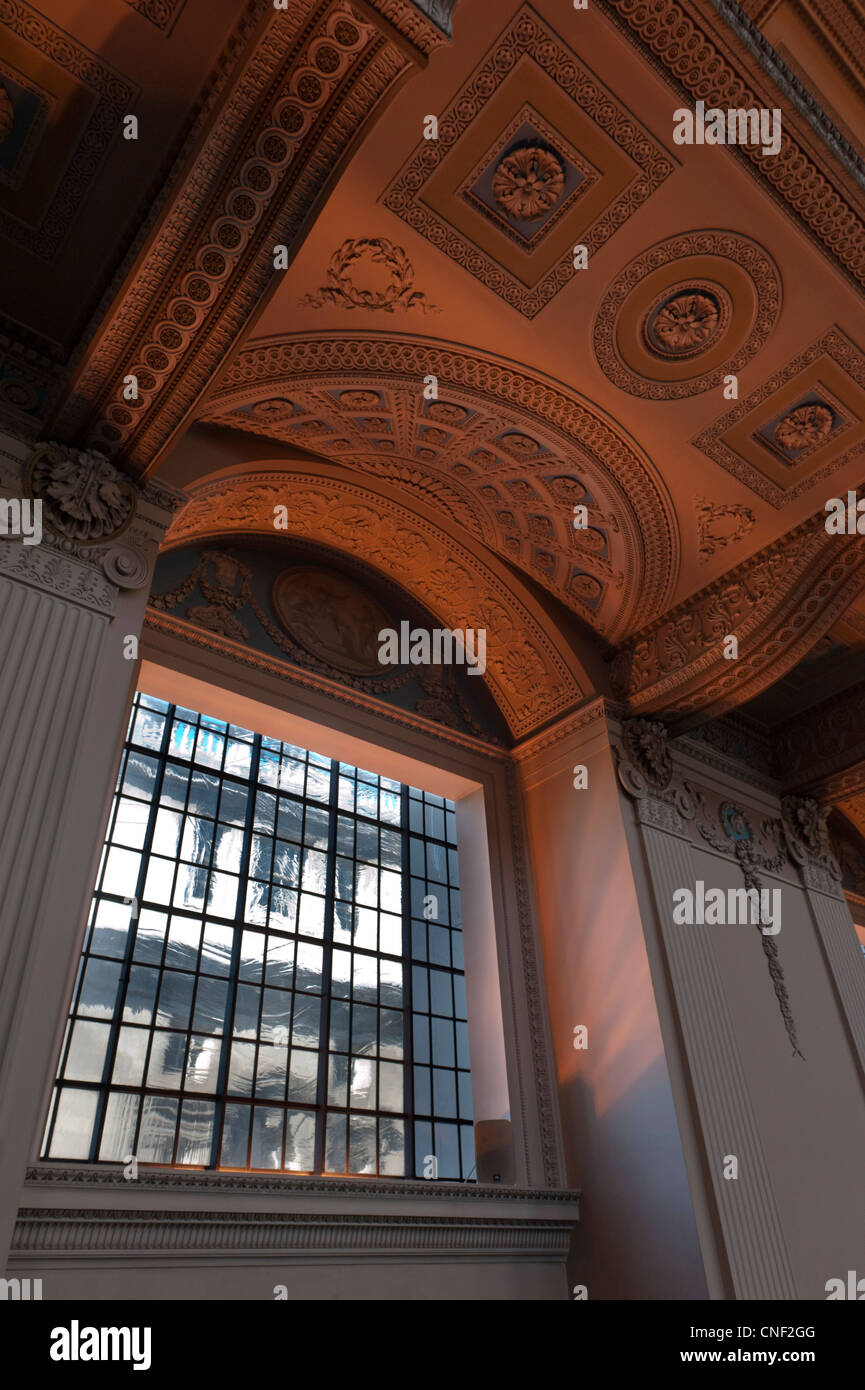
[382,5,675,317]
[694,327,865,506]
[200,333,681,642]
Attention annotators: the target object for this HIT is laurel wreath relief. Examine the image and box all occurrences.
[301,238,440,313]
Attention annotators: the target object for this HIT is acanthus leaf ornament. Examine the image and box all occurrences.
[27,441,137,544]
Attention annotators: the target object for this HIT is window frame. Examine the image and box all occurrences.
[42,693,475,1180]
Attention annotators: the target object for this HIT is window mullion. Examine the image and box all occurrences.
[400,784,416,1181]
[312,761,340,1176]
[207,732,262,1169]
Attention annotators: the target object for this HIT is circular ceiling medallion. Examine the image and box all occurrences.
[593,231,781,398]
[491,144,565,220]
[271,565,394,677]
[642,283,731,361]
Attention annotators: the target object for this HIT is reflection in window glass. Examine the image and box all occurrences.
[43,694,474,1178]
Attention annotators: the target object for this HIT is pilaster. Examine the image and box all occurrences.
[0,433,184,1269]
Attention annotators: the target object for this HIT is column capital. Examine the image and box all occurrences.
[0,438,186,614]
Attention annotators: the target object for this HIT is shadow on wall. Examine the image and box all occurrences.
[565,1056,710,1301]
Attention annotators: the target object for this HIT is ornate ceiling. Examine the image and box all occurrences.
[4,0,865,740]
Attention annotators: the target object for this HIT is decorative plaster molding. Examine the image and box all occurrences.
[694,790,803,1057]
[780,794,843,888]
[162,470,586,737]
[602,0,865,294]
[300,237,440,313]
[26,441,137,545]
[611,513,865,720]
[382,5,674,318]
[23,1163,578,1203]
[613,718,798,1298]
[696,497,756,564]
[774,680,865,794]
[12,1205,576,1257]
[205,333,681,637]
[0,3,139,261]
[54,0,448,473]
[0,444,185,612]
[593,231,781,399]
[681,715,777,792]
[693,328,865,507]
[123,0,186,31]
[145,608,506,755]
[511,697,616,763]
[613,717,698,831]
[708,0,865,192]
[503,762,564,1188]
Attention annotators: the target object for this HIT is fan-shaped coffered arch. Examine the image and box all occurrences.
[163,462,593,738]
[198,333,681,643]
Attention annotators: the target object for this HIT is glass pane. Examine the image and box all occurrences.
[220,1103,250,1167]
[64,1020,111,1082]
[349,1114,376,1174]
[99,1091,139,1161]
[77,958,122,1019]
[138,1096,179,1164]
[146,1031,186,1089]
[176,1100,215,1165]
[184,1035,221,1092]
[284,1110,316,1171]
[49,1088,99,1159]
[112,1027,149,1086]
[325,1112,347,1172]
[251,1106,283,1169]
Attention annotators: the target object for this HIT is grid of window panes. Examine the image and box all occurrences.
[408,787,474,1181]
[42,693,474,1179]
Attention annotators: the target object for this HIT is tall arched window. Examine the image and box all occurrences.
[42,692,474,1179]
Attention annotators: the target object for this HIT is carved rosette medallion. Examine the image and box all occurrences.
[774,404,834,453]
[491,145,565,221]
[27,441,137,544]
[643,287,726,359]
[594,233,780,398]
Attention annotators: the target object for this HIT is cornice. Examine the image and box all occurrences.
[51,0,446,474]
[511,696,618,764]
[601,0,865,296]
[774,679,865,794]
[709,0,865,191]
[610,512,865,722]
[680,714,778,793]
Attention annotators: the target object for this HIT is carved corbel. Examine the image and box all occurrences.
[614,717,697,831]
[780,795,843,895]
